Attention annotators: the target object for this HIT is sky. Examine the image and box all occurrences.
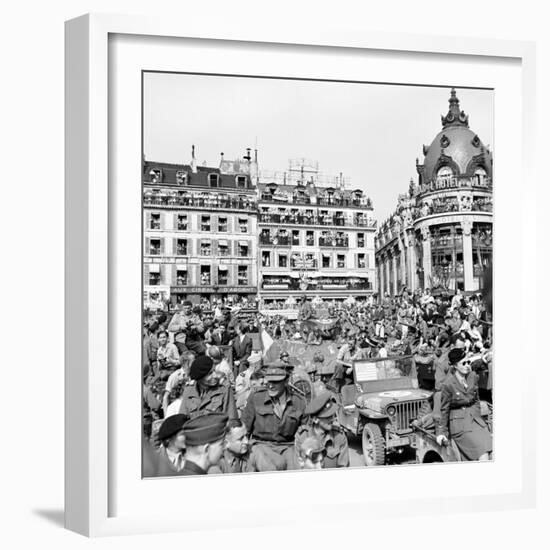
[143,73,493,223]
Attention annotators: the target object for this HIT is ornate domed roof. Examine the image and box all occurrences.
[417,89,492,183]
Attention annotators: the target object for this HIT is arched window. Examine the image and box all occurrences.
[436,166,453,188]
[474,167,487,186]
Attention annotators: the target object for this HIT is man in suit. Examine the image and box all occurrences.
[231,322,252,376]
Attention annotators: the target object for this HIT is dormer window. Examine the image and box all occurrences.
[437,166,453,179]
[149,169,162,183]
[209,173,220,188]
[236,175,247,188]
[176,170,187,185]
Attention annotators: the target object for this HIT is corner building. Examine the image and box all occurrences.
[376,89,493,295]
[142,149,258,308]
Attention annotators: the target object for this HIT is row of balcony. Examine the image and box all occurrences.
[258,235,350,248]
[261,280,372,291]
[260,193,372,209]
[258,213,376,227]
[144,194,256,211]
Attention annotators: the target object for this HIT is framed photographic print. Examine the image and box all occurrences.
[65,13,537,536]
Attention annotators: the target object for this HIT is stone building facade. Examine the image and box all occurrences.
[376,89,493,296]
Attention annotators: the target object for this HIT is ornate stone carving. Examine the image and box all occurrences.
[461,220,473,236]
[440,134,450,148]
[471,134,481,148]
[420,226,431,241]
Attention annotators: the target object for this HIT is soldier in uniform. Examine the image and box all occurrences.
[290,392,349,469]
[167,300,206,356]
[209,419,258,474]
[179,355,238,421]
[241,362,306,471]
[179,413,228,475]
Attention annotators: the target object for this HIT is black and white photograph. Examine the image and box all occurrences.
[141,72,494,477]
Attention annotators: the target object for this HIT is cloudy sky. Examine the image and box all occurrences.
[143,73,493,222]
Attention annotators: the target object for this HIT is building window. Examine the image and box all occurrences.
[236,175,247,188]
[337,254,346,268]
[218,242,229,257]
[357,232,365,247]
[239,218,248,233]
[149,239,161,255]
[200,266,211,285]
[218,217,228,232]
[149,270,161,286]
[292,230,300,246]
[176,239,187,256]
[306,231,314,246]
[209,173,219,188]
[176,269,187,285]
[278,255,288,268]
[239,243,249,257]
[177,214,187,231]
[176,170,187,185]
[218,267,228,285]
[150,213,160,230]
[357,253,366,269]
[201,215,211,232]
[200,242,212,256]
[262,251,271,267]
[238,266,248,286]
[322,254,331,268]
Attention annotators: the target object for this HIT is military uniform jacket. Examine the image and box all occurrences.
[178,460,207,476]
[294,425,350,468]
[436,371,487,439]
[241,388,306,443]
[178,381,238,421]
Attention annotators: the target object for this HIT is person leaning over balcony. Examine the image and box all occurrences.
[436,347,492,461]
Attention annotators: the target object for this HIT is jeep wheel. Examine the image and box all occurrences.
[362,422,385,466]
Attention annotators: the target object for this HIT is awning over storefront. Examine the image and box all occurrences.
[174,265,187,271]
[148,264,160,273]
[218,239,228,246]
[238,241,249,246]
[218,265,228,271]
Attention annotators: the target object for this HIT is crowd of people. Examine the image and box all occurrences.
[143,286,493,476]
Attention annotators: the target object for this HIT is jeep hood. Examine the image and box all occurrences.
[355,389,432,413]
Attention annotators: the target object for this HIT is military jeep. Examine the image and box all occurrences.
[337,355,432,466]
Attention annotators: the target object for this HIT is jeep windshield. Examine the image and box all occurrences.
[353,356,413,384]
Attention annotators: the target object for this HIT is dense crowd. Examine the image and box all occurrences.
[142,287,493,476]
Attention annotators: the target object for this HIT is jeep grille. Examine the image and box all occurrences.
[391,400,426,434]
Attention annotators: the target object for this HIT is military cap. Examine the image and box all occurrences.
[305,391,338,418]
[189,355,215,380]
[263,360,290,382]
[448,347,467,365]
[158,413,189,441]
[182,413,228,446]
[182,300,193,307]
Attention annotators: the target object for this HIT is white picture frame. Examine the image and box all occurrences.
[65,13,537,537]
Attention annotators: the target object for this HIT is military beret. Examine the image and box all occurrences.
[182,413,228,446]
[305,391,338,418]
[448,347,467,365]
[189,355,214,380]
[158,413,189,441]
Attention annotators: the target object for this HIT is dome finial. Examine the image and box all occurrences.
[441,87,469,128]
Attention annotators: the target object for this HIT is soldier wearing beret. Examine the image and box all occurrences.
[155,413,189,476]
[290,392,349,469]
[178,355,238,421]
[240,361,306,471]
[179,413,228,475]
